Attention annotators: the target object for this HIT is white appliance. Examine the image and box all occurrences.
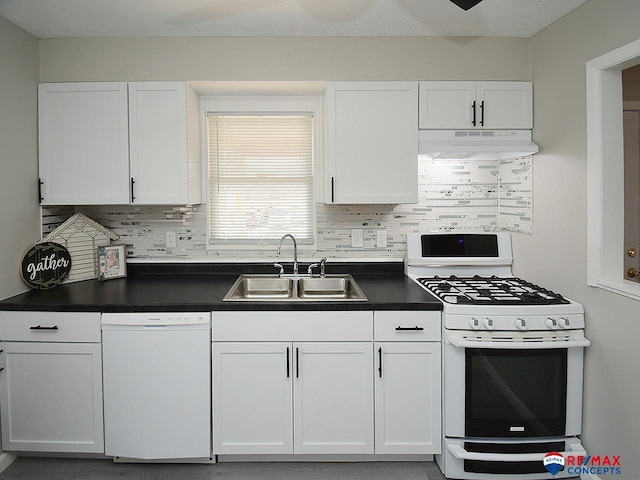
[405,233,589,480]
[101,312,211,460]
[418,129,539,159]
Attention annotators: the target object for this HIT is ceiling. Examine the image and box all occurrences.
[0,0,589,39]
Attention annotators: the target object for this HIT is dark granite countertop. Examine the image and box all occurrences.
[0,262,442,313]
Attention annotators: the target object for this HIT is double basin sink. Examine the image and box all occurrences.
[223,274,367,302]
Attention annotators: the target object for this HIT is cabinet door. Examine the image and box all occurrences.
[326,82,418,204]
[418,81,477,129]
[212,342,293,454]
[477,81,533,129]
[0,342,104,453]
[374,342,441,454]
[294,342,374,454]
[129,82,201,205]
[38,82,130,205]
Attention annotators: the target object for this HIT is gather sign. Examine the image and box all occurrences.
[21,242,72,289]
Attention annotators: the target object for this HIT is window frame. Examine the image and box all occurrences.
[203,95,323,251]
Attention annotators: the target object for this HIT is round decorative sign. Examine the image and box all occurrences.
[21,242,72,289]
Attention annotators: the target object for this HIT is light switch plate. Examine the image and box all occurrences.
[351,229,363,248]
[376,230,387,248]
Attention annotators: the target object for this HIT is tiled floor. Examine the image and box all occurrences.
[0,458,447,480]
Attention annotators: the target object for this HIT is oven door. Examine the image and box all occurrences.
[443,330,586,439]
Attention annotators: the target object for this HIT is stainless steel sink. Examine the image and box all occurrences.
[223,274,367,302]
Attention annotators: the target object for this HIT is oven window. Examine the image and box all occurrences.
[465,349,568,437]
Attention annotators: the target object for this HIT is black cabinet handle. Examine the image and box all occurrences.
[38,178,44,203]
[471,100,477,126]
[378,347,383,378]
[286,346,290,378]
[0,368,3,373]
[395,326,424,331]
[130,177,136,202]
[30,325,59,330]
[331,177,335,203]
[480,100,485,126]
[296,347,300,379]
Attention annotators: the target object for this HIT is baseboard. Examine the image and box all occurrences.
[216,454,434,462]
[0,452,17,474]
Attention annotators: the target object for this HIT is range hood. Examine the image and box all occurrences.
[418,129,539,160]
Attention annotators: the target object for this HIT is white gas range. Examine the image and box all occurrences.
[405,232,589,480]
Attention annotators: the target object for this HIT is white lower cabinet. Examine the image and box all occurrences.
[0,312,104,453]
[294,342,374,454]
[211,311,374,455]
[212,342,293,454]
[374,311,442,455]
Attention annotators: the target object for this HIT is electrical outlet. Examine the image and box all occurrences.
[376,230,387,248]
[166,231,177,248]
[351,229,363,248]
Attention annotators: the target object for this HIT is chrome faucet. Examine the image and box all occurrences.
[276,234,298,275]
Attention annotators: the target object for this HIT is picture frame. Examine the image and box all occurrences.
[97,244,127,281]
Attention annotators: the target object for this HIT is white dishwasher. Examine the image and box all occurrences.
[101,312,211,460]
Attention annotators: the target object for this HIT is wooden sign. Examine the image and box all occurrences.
[21,242,72,289]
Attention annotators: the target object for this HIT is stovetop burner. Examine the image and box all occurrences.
[417,275,570,305]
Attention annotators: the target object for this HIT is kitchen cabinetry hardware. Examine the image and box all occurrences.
[38,179,43,203]
[628,248,637,257]
[286,347,290,378]
[130,177,135,202]
[479,100,485,126]
[395,326,424,331]
[296,347,300,378]
[378,347,383,378]
[29,325,58,330]
[0,368,4,373]
[471,100,477,126]
[627,267,638,278]
[331,177,335,202]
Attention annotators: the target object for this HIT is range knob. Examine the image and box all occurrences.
[469,317,482,330]
[545,317,558,329]
[558,316,571,329]
[482,317,495,330]
[515,317,528,330]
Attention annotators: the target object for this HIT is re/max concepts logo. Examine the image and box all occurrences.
[543,452,622,476]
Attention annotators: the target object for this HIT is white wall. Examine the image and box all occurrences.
[0,17,40,299]
[38,36,530,82]
[526,0,640,474]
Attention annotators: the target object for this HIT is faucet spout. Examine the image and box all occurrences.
[276,234,298,275]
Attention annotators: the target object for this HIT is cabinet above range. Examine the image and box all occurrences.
[418,81,533,130]
[38,82,201,206]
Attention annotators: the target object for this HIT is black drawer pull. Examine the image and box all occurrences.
[286,347,290,378]
[0,368,3,372]
[395,326,424,331]
[378,347,383,378]
[30,325,59,330]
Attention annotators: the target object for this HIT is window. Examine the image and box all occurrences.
[207,112,314,246]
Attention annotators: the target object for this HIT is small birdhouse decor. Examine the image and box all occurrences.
[41,213,120,283]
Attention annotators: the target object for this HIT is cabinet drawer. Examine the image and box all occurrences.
[0,312,101,342]
[374,311,441,341]
[212,311,373,341]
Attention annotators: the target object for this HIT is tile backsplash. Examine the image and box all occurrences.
[42,156,532,260]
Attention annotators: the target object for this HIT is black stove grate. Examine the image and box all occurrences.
[417,275,570,305]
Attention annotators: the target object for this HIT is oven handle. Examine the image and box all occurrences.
[447,441,586,462]
[447,337,591,349]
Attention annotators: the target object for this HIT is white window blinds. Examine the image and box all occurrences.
[207,114,314,245]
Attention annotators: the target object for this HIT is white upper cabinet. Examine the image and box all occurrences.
[419,81,533,130]
[325,81,418,204]
[38,83,130,205]
[128,82,201,205]
[38,82,201,206]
